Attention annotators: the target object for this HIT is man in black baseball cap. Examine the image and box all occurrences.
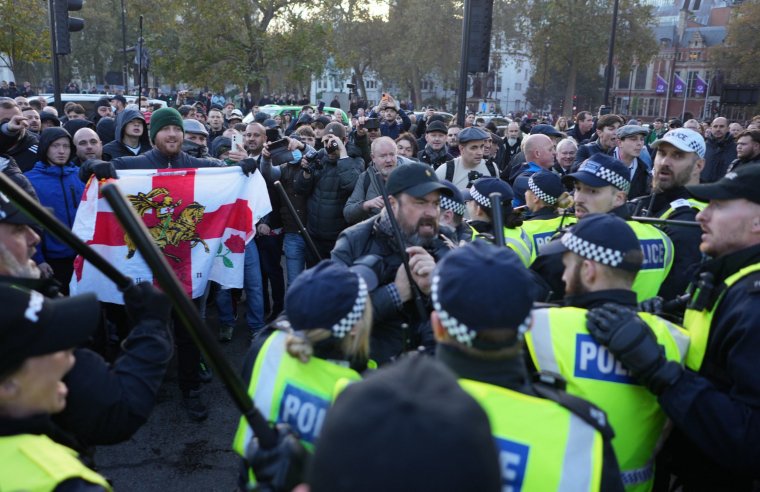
[332,162,454,364]
[579,160,760,490]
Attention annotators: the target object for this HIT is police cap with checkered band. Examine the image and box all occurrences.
[439,179,466,216]
[687,164,760,205]
[539,213,642,272]
[651,128,705,159]
[562,154,631,193]
[462,177,514,210]
[431,241,536,348]
[528,171,564,205]
[286,260,369,339]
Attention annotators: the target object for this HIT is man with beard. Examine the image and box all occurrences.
[629,128,706,300]
[344,136,401,225]
[72,127,103,165]
[527,214,688,492]
[81,107,256,422]
[727,129,760,173]
[583,165,760,490]
[701,117,737,183]
[532,154,673,302]
[332,163,454,364]
[499,122,522,172]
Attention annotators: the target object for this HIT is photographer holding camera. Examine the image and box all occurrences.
[294,122,364,265]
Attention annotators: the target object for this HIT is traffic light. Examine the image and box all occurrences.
[53,0,84,55]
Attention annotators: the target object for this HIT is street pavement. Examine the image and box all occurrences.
[97,303,251,491]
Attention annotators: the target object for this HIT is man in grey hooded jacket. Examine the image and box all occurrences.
[101,109,151,161]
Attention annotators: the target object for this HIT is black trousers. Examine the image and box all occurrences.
[256,234,285,316]
[173,298,202,394]
[47,256,75,296]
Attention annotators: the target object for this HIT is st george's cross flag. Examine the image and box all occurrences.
[69,167,271,304]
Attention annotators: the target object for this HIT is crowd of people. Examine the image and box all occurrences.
[1,84,760,491]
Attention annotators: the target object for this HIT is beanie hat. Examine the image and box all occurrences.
[149,107,184,143]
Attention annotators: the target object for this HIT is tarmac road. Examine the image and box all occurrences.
[96,303,252,491]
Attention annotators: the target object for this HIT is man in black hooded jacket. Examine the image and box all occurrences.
[101,109,152,161]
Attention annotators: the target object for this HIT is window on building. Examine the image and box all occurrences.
[515,83,522,91]
[618,69,630,90]
[496,77,502,93]
[635,66,648,90]
[365,80,376,89]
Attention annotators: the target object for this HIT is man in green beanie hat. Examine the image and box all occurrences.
[78,106,259,422]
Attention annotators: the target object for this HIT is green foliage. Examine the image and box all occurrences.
[0,0,50,75]
[495,0,658,115]
[711,1,760,84]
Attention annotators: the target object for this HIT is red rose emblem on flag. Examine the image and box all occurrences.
[224,234,246,254]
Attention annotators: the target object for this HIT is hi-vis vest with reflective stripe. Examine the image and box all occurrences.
[460,378,604,492]
[525,307,689,492]
[627,220,674,302]
[684,263,760,371]
[472,226,535,267]
[232,331,362,457]
[522,215,577,253]
[658,198,706,221]
[0,434,112,492]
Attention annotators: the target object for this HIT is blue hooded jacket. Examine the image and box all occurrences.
[24,127,85,261]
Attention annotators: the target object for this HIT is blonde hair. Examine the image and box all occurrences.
[284,300,372,366]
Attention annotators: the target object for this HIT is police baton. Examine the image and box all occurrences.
[0,173,133,291]
[489,192,505,248]
[100,182,278,448]
[630,216,701,228]
[273,181,321,261]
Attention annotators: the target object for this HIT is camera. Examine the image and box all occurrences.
[466,170,484,188]
[304,148,326,174]
[346,83,356,90]
[268,138,294,166]
[266,127,281,142]
[362,118,380,130]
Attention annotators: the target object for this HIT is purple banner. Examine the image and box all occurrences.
[673,74,685,95]
[656,75,668,94]
[695,75,707,95]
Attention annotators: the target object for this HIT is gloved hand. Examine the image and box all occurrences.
[81,159,118,181]
[240,158,258,176]
[638,296,664,314]
[586,303,682,395]
[245,423,307,491]
[123,281,171,325]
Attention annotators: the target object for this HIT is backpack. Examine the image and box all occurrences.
[445,159,497,182]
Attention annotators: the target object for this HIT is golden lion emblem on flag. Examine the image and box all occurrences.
[125,187,209,262]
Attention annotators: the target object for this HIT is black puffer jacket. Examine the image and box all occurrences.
[701,134,737,183]
[294,144,363,241]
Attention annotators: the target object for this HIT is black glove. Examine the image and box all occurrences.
[240,158,258,176]
[586,303,682,395]
[245,423,307,491]
[123,281,171,325]
[81,159,118,181]
[638,296,664,314]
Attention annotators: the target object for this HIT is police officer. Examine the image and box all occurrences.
[0,285,111,491]
[521,170,576,253]
[464,177,534,267]
[431,241,624,491]
[629,128,706,301]
[234,260,373,489]
[331,163,454,364]
[585,165,760,490]
[527,214,689,492]
[534,154,674,302]
[0,194,173,452]
[438,179,471,243]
